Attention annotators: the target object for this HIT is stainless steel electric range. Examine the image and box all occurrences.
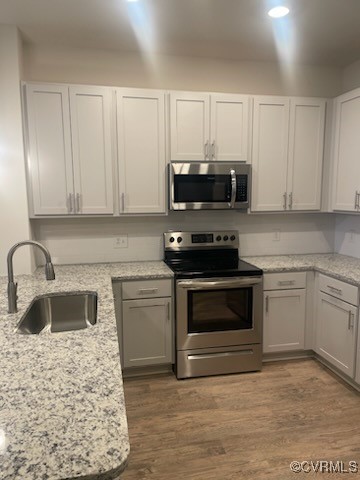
[164,230,263,379]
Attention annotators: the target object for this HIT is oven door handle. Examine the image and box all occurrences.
[229,169,237,208]
[177,277,262,290]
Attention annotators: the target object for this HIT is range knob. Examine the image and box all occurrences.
[177,236,183,243]
[230,235,236,241]
[223,235,229,241]
[169,236,175,243]
[216,235,222,242]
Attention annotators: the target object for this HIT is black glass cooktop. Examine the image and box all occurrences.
[164,249,262,279]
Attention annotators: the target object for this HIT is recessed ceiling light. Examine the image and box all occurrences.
[268,6,290,18]
[126,0,139,2]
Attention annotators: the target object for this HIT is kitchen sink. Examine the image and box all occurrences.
[16,292,98,334]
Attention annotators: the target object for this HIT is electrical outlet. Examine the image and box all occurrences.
[273,230,281,241]
[114,235,128,249]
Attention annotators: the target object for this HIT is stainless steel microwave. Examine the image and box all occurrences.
[169,162,251,211]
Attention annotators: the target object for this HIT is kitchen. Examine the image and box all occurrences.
[1,0,360,478]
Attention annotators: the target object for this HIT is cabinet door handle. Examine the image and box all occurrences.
[348,311,355,330]
[138,288,158,295]
[121,193,125,212]
[283,192,287,210]
[76,193,81,213]
[288,192,293,210]
[211,140,216,159]
[204,141,209,159]
[356,191,360,210]
[68,193,73,213]
[167,301,170,321]
[265,295,269,313]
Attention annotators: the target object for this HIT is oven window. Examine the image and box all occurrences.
[188,288,253,333]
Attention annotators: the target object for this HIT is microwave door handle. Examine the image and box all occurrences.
[229,169,236,208]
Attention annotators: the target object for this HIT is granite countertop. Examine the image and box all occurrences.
[2,253,360,479]
[244,253,360,286]
[0,261,173,480]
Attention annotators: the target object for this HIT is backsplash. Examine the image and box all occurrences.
[335,214,360,258]
[32,212,335,265]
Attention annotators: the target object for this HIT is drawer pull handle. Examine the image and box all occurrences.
[188,350,253,360]
[327,285,342,295]
[138,288,158,295]
[278,280,295,286]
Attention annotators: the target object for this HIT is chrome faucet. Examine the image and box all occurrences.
[7,240,55,314]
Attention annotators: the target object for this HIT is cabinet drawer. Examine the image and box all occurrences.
[263,272,306,291]
[319,274,358,305]
[122,279,172,299]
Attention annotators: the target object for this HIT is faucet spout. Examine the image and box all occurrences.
[7,240,55,313]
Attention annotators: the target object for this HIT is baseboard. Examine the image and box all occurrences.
[122,363,174,378]
[263,350,314,363]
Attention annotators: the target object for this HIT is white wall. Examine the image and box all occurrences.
[342,58,360,93]
[23,44,343,97]
[0,26,33,275]
[32,212,335,265]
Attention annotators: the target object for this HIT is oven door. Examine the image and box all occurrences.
[176,276,263,350]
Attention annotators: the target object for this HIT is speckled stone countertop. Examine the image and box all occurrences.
[0,261,173,480]
[244,253,360,286]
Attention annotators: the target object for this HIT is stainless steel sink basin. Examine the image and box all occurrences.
[16,292,98,334]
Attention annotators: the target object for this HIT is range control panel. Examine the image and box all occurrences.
[164,231,239,250]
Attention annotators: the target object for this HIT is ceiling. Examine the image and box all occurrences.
[1,0,360,67]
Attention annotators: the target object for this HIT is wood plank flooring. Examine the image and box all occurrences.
[121,359,360,479]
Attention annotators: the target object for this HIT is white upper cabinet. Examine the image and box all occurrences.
[25,83,114,216]
[25,84,74,215]
[251,96,326,212]
[170,91,250,162]
[69,86,114,214]
[210,94,249,161]
[332,89,360,212]
[170,92,210,161]
[288,99,325,211]
[252,97,290,211]
[116,88,166,214]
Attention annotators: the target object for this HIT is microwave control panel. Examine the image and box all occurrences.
[235,175,248,202]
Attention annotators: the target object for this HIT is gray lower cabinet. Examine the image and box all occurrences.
[263,272,306,353]
[315,274,358,378]
[122,297,172,368]
[114,279,173,370]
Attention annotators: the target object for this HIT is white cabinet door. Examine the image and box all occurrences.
[69,86,114,214]
[287,98,325,211]
[170,92,210,161]
[251,97,290,211]
[263,289,306,353]
[356,324,360,384]
[117,89,166,214]
[26,84,74,215]
[316,292,357,377]
[332,89,360,212]
[122,298,172,368]
[210,94,249,161]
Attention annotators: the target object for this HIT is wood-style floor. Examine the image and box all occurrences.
[121,359,360,480]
